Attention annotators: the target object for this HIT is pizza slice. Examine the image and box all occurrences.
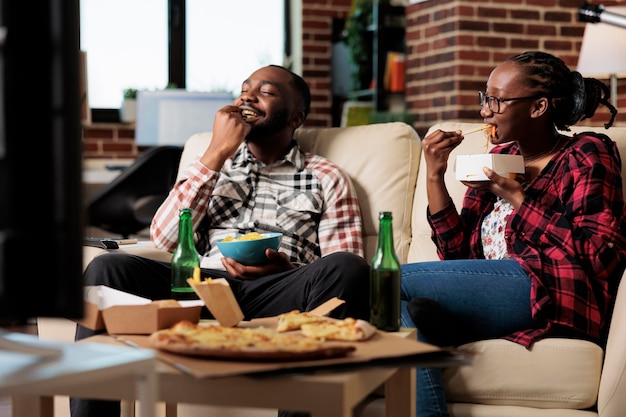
[276,310,331,332]
[301,317,377,342]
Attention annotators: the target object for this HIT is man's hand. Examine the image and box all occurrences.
[200,105,252,171]
[220,248,297,280]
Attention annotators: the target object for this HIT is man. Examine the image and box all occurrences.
[71,65,369,417]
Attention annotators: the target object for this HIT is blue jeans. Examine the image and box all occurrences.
[400,259,538,417]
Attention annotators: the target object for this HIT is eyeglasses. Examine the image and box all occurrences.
[478,91,543,113]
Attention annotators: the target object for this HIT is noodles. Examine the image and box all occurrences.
[461,124,495,153]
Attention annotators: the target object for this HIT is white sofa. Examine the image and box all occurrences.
[39,121,626,417]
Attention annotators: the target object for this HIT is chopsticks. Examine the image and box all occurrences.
[462,124,490,135]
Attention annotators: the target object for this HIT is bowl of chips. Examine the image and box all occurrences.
[215,232,283,266]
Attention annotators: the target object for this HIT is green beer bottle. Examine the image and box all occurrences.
[171,208,200,300]
[369,211,401,331]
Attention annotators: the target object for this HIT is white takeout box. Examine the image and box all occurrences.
[455,154,525,181]
[76,285,203,334]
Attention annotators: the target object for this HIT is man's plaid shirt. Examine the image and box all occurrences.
[151,140,363,268]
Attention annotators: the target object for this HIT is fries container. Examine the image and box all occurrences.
[76,285,202,334]
[188,278,245,327]
[455,154,525,181]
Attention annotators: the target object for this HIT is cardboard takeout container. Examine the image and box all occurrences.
[76,285,202,334]
[456,154,525,181]
[187,278,244,327]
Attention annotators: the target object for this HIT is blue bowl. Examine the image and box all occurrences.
[215,232,283,266]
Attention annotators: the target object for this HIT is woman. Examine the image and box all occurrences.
[401,51,626,417]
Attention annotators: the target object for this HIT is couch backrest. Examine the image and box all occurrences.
[408,121,626,264]
[177,122,422,263]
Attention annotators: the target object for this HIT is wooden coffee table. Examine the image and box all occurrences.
[89,330,418,417]
[15,328,459,417]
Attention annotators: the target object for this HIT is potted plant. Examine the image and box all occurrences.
[344,0,375,91]
[120,88,138,123]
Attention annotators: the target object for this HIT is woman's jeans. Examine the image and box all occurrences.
[400,259,537,417]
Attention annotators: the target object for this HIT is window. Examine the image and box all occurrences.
[80,0,169,109]
[80,0,288,121]
[185,1,284,94]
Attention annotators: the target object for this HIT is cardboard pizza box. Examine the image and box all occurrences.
[455,154,524,181]
[102,302,202,335]
[75,285,202,334]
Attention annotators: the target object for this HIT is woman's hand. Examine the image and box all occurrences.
[462,167,526,210]
[422,129,464,179]
[422,129,465,213]
[220,249,297,280]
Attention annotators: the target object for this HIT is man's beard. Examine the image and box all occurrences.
[245,108,290,144]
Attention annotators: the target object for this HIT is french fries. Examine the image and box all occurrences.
[191,266,213,284]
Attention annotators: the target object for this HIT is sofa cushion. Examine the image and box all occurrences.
[446,402,598,417]
[294,122,421,263]
[82,242,172,270]
[443,338,604,409]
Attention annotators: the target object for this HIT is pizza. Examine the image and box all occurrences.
[276,310,330,332]
[301,317,377,342]
[277,311,377,342]
[148,320,355,360]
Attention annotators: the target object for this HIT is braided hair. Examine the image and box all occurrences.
[507,51,617,130]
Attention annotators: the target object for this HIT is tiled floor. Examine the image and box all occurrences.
[1,319,39,417]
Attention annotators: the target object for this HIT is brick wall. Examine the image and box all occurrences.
[405,0,626,136]
[300,0,353,127]
[84,0,626,158]
[83,123,141,159]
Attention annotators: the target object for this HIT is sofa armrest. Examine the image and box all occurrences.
[83,241,172,271]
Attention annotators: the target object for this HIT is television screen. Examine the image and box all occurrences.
[0,0,84,320]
